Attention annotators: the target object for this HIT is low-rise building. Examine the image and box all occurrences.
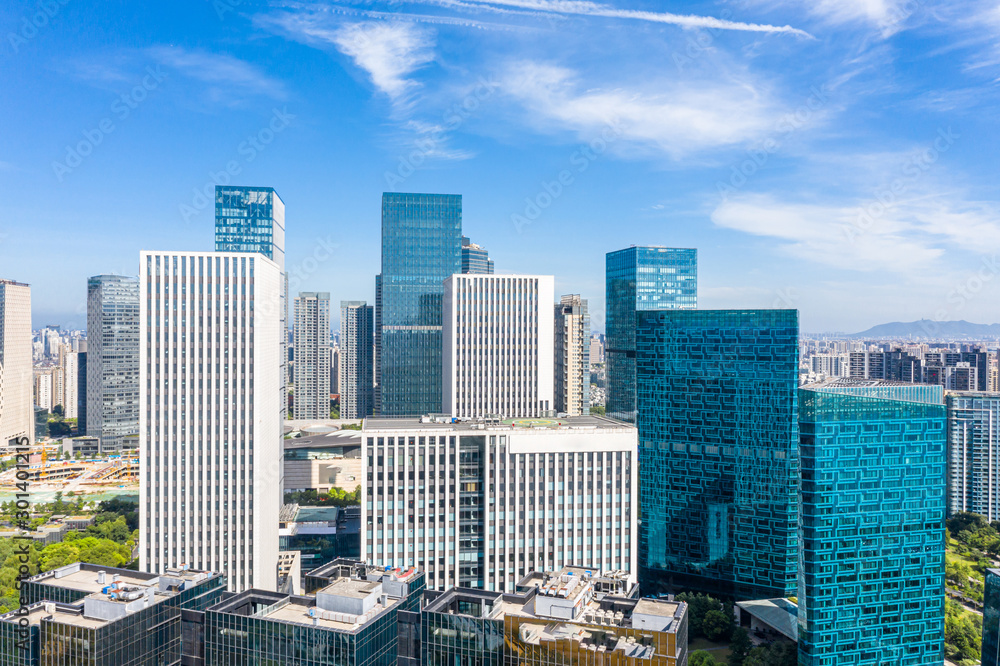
[1,563,226,666]
[421,567,687,666]
[206,559,425,666]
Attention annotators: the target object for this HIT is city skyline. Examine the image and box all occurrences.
[4,2,1000,333]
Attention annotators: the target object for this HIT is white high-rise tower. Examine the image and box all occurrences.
[139,251,282,592]
[0,279,34,448]
[292,292,331,420]
[443,274,554,419]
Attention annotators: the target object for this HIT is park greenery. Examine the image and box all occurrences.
[284,485,361,507]
[0,498,139,613]
[674,593,797,666]
[942,511,1000,663]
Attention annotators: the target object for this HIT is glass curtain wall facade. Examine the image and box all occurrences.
[798,389,946,666]
[635,309,798,600]
[85,275,139,452]
[378,193,462,417]
[605,247,696,424]
[984,569,1000,666]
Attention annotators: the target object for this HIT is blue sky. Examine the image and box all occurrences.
[2,0,1000,334]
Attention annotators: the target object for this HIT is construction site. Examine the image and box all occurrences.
[0,446,139,504]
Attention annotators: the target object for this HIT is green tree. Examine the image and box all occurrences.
[689,651,717,666]
[589,405,606,416]
[702,609,732,642]
[728,627,752,666]
[675,593,724,639]
[52,404,65,417]
[742,649,768,666]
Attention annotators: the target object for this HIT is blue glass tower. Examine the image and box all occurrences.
[378,193,462,417]
[214,186,285,270]
[636,309,798,600]
[798,388,946,665]
[606,246,696,423]
[984,569,1000,666]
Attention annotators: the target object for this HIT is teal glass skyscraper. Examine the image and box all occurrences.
[636,309,798,600]
[984,569,1000,666]
[214,186,285,270]
[378,193,462,416]
[606,246,696,423]
[798,387,946,665]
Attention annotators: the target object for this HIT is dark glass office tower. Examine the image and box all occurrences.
[798,388,946,665]
[636,309,798,600]
[378,193,462,417]
[606,247,696,423]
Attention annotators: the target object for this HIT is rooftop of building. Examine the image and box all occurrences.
[283,423,363,449]
[0,278,30,287]
[215,559,417,633]
[803,378,932,389]
[2,563,219,630]
[427,567,682,644]
[363,414,634,432]
[735,598,798,642]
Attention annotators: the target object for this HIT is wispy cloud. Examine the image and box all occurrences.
[405,0,813,36]
[742,0,917,37]
[146,46,287,102]
[497,61,784,159]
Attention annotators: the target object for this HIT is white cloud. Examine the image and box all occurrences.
[497,61,783,158]
[330,22,436,100]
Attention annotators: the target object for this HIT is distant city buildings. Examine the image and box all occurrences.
[554,295,590,416]
[339,301,374,419]
[86,275,140,452]
[293,292,331,420]
[589,333,605,366]
[461,236,494,274]
[606,247,697,423]
[798,384,946,664]
[636,309,799,600]
[362,415,637,592]
[443,274,554,419]
[378,193,462,417]
[846,347,991,391]
[140,251,283,592]
[0,279,34,447]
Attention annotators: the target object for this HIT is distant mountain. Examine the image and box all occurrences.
[846,320,1000,339]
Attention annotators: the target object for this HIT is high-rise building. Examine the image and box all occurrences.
[86,275,140,452]
[293,292,331,420]
[461,236,494,274]
[948,392,1000,520]
[636,309,798,600]
[378,193,462,417]
[589,334,605,366]
[443,274,555,419]
[34,368,54,412]
[362,415,638,592]
[62,349,79,420]
[554,295,590,416]
[76,339,87,435]
[985,569,1000,666]
[140,251,283,593]
[798,386,946,665]
[606,247,697,423]
[339,301,374,419]
[215,185,287,493]
[0,279,33,448]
